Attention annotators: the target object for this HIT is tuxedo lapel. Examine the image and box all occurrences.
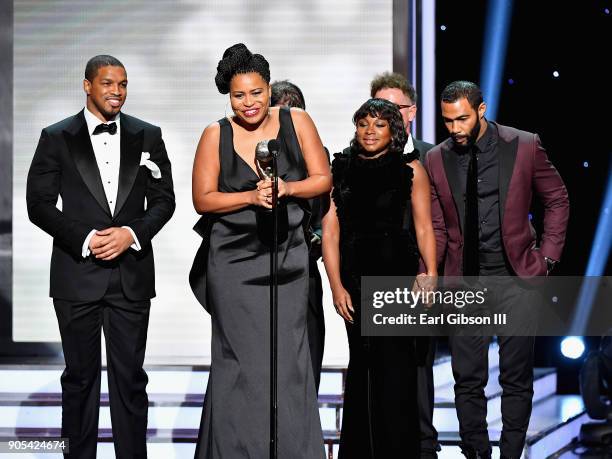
[498,132,519,225]
[114,114,144,218]
[412,140,425,163]
[441,145,465,232]
[64,111,112,216]
[413,139,434,163]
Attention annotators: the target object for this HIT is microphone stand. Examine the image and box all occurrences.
[269,150,279,459]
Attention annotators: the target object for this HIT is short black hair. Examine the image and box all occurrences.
[350,98,407,156]
[370,71,417,103]
[441,80,483,111]
[84,55,125,81]
[215,43,270,94]
[270,80,306,110]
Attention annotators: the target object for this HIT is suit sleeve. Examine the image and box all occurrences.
[418,152,448,273]
[126,126,175,248]
[531,133,569,261]
[26,129,92,258]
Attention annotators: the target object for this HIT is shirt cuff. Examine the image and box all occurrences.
[82,229,97,258]
[122,226,141,251]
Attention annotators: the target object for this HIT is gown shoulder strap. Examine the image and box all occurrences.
[216,117,234,171]
[278,107,304,165]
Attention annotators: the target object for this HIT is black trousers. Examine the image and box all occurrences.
[450,335,535,458]
[307,256,325,393]
[416,337,439,457]
[449,262,537,459]
[339,300,420,459]
[53,268,151,459]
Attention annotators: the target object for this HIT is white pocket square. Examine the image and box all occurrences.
[140,152,162,179]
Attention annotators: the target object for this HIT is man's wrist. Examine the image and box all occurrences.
[82,229,97,258]
[121,226,140,251]
[544,256,557,272]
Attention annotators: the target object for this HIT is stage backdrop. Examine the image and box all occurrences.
[13,0,393,364]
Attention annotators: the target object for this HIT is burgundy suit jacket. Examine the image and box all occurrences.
[421,122,569,277]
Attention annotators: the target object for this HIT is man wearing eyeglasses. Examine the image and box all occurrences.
[370,72,439,459]
[371,72,434,164]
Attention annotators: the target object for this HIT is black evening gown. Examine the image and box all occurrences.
[193,107,324,458]
[332,148,421,458]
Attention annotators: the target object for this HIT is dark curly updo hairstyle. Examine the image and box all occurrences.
[350,98,407,155]
[215,43,271,94]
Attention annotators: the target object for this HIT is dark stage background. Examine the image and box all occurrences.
[436,1,612,392]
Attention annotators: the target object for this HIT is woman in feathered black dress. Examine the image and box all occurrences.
[322,98,437,458]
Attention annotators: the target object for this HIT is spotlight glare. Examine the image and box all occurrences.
[570,161,612,334]
[480,0,514,119]
[561,336,586,359]
[553,70,560,78]
[440,25,447,31]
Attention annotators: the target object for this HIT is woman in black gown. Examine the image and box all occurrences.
[322,98,437,458]
[191,44,331,458]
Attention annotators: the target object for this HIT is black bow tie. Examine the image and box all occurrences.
[92,122,117,135]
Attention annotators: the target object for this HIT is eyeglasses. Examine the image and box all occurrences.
[396,103,415,110]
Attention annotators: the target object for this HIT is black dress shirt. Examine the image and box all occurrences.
[457,122,503,254]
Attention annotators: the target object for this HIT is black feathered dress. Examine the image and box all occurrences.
[331,148,421,458]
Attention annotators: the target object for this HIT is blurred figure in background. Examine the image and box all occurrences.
[271,79,327,393]
[371,72,434,162]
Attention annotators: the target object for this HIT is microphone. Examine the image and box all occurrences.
[255,139,280,180]
[254,138,287,245]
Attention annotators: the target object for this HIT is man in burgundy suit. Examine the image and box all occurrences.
[421,81,569,459]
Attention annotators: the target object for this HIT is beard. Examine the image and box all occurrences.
[452,118,481,151]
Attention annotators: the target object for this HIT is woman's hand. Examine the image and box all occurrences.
[331,285,354,323]
[412,273,438,308]
[254,179,293,208]
[252,181,272,209]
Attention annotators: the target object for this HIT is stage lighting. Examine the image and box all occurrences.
[480,0,514,119]
[570,161,612,334]
[578,331,612,451]
[561,336,586,359]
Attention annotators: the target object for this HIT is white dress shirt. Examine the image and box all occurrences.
[81,107,140,257]
[404,133,415,154]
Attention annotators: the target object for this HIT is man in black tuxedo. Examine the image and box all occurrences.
[370,72,439,459]
[26,55,175,458]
